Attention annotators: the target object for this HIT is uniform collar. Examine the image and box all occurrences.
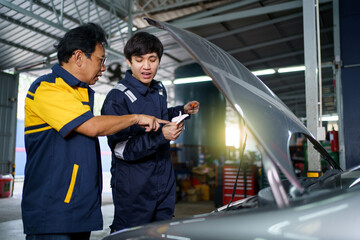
[123,70,162,95]
[52,63,89,88]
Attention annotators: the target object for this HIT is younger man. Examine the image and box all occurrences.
[101,31,199,232]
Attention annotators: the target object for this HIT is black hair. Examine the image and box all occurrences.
[124,31,163,62]
[54,23,108,64]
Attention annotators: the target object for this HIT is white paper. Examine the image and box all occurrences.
[171,111,189,125]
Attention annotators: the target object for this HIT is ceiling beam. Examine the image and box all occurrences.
[170,0,331,29]
[206,12,303,41]
[154,9,332,70]
[133,0,205,15]
[0,13,61,41]
[175,0,259,22]
[243,44,333,66]
[160,43,334,74]
[95,0,129,18]
[32,0,81,25]
[0,0,68,31]
[33,0,130,25]
[0,38,48,57]
[0,0,125,59]
[271,76,333,92]
[171,1,304,29]
[229,34,304,55]
[278,85,334,101]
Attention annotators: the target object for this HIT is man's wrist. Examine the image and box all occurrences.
[133,114,140,124]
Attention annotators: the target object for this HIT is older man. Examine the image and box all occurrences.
[22,23,167,240]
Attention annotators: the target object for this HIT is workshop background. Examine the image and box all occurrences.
[1,0,360,239]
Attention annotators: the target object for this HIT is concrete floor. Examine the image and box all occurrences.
[0,176,215,240]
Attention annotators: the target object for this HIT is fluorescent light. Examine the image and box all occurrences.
[50,52,57,57]
[173,75,212,84]
[252,69,275,76]
[172,65,306,85]
[161,80,172,86]
[321,115,338,122]
[278,65,305,73]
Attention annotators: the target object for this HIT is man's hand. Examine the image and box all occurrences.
[184,101,200,114]
[137,114,169,132]
[162,122,184,141]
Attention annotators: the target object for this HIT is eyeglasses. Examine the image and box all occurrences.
[72,50,107,67]
[93,54,107,67]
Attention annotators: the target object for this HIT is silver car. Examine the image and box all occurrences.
[103,18,359,240]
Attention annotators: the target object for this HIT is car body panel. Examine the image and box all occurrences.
[103,187,360,240]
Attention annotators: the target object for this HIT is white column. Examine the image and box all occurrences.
[303,0,321,172]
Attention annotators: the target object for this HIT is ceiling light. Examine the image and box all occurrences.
[321,115,339,122]
[173,75,212,84]
[278,65,306,73]
[50,52,57,57]
[161,80,172,86]
[252,69,276,76]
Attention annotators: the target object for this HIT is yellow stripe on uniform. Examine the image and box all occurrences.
[64,164,79,203]
[24,126,52,135]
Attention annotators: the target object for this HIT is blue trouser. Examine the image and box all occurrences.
[110,176,176,233]
[26,232,91,240]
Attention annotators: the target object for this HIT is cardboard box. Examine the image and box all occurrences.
[192,165,215,184]
[186,188,201,202]
[187,194,200,202]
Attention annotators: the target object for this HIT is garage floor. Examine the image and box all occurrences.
[0,177,215,240]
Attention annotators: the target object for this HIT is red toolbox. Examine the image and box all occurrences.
[222,165,258,205]
[0,174,13,198]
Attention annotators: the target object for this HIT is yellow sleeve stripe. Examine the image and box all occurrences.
[64,164,79,203]
[24,126,52,135]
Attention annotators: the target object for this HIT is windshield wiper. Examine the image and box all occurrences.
[307,135,342,171]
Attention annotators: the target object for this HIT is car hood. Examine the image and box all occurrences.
[146,18,339,193]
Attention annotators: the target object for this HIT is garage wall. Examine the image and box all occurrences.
[174,63,226,165]
[0,72,19,175]
[340,1,360,169]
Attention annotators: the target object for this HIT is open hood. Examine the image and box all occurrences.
[145,18,339,203]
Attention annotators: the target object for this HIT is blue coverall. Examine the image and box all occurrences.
[101,70,185,232]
